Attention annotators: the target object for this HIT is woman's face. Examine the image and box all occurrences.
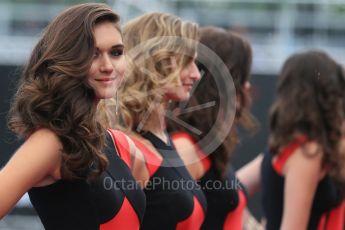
[87,21,125,100]
[165,54,201,101]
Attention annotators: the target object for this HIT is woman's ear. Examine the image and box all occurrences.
[243,81,252,108]
[236,95,242,111]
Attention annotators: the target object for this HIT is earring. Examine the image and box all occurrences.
[115,91,119,116]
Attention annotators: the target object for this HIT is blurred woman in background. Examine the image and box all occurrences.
[262,50,345,230]
[168,26,261,230]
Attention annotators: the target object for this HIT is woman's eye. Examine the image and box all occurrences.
[110,49,123,57]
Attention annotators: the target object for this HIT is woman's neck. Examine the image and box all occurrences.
[144,103,169,144]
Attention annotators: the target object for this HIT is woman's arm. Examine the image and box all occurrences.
[236,153,263,197]
[0,129,62,219]
[281,142,323,230]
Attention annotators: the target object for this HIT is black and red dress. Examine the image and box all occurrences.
[261,136,344,230]
[131,131,207,230]
[28,130,146,230]
[171,132,247,230]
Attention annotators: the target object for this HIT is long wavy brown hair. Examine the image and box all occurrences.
[168,27,257,179]
[7,3,121,181]
[269,50,345,189]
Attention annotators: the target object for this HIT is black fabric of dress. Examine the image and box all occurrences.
[28,133,146,230]
[139,131,207,230]
[199,165,247,230]
[261,150,342,230]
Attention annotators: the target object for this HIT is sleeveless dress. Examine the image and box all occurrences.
[131,131,207,230]
[28,131,146,230]
[261,136,344,230]
[171,131,247,230]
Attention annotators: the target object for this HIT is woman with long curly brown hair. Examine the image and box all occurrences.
[168,26,260,230]
[262,50,345,230]
[105,12,207,230]
[0,3,145,229]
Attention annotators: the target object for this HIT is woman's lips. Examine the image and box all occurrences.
[183,84,193,91]
[95,77,115,86]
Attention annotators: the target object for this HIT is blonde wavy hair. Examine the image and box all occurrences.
[99,12,199,131]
